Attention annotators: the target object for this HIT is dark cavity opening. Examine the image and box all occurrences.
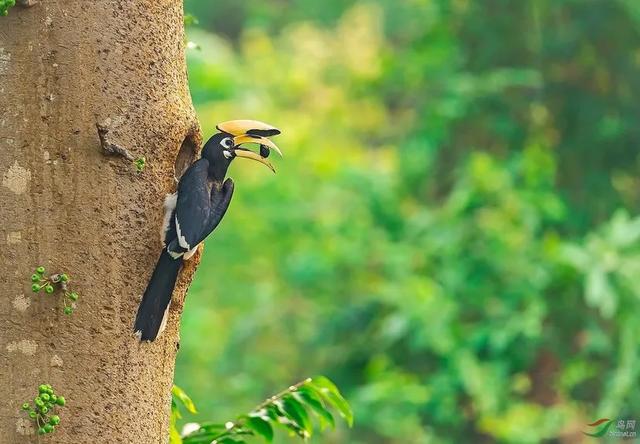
[174,133,199,180]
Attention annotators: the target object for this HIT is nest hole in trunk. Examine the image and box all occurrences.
[174,133,200,180]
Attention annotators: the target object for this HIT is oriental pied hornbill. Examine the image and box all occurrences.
[134,120,282,341]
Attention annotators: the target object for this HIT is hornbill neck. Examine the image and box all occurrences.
[207,161,229,182]
[200,134,232,182]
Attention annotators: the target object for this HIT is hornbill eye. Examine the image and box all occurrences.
[221,137,234,149]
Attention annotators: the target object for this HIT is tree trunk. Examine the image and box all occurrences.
[0,1,201,442]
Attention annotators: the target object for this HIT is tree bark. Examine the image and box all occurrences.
[0,1,201,442]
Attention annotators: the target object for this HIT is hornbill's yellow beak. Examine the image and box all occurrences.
[216,120,282,173]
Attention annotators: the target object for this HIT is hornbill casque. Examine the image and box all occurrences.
[134,120,282,341]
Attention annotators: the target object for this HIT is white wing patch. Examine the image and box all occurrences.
[158,301,171,338]
[175,215,191,250]
[183,247,198,260]
[161,193,178,245]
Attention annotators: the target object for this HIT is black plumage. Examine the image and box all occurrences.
[134,121,280,341]
[167,160,235,258]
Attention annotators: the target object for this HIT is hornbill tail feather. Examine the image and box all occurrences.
[134,250,182,341]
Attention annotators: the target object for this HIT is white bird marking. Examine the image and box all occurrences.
[157,301,171,338]
[161,193,177,245]
[175,215,190,249]
[183,246,198,260]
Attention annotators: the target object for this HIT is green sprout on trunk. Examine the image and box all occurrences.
[0,0,16,16]
[134,156,146,172]
[30,266,79,314]
[21,384,66,435]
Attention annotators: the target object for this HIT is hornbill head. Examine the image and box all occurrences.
[203,120,282,175]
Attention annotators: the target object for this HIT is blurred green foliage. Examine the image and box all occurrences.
[175,0,640,442]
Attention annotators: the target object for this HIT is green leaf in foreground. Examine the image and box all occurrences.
[246,416,274,442]
[282,395,313,436]
[308,376,354,427]
[295,385,335,430]
[172,385,197,414]
[174,376,352,443]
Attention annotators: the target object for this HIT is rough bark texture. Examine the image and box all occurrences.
[0,1,201,442]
